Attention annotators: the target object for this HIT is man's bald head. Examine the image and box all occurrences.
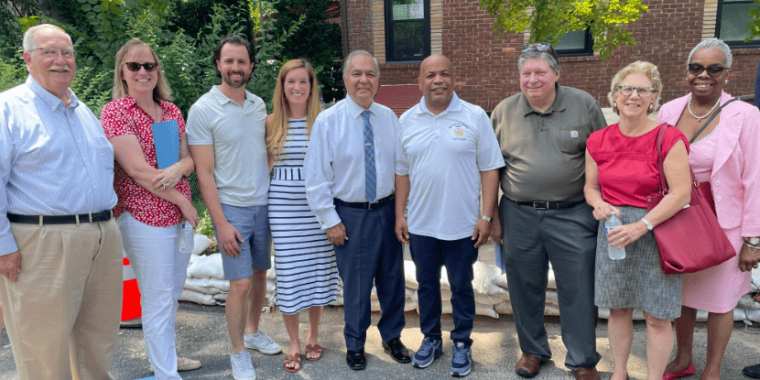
[418,54,456,115]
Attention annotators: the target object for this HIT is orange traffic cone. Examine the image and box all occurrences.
[121,251,142,322]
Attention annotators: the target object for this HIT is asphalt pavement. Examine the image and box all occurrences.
[2,303,760,380]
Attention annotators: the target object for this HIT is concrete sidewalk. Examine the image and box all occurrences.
[2,303,759,380]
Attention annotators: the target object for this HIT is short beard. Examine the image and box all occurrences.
[223,73,250,89]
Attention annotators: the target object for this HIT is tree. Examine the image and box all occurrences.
[272,0,343,102]
[479,0,648,60]
[0,0,38,54]
[748,0,760,42]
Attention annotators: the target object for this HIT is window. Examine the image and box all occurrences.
[716,0,760,47]
[385,0,430,62]
[554,29,593,57]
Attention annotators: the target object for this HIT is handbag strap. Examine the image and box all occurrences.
[654,124,698,194]
[688,97,740,144]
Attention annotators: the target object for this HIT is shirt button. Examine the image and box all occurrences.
[716,196,722,201]
[714,180,720,185]
[93,185,97,189]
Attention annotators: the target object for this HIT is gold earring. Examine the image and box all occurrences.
[648,103,654,112]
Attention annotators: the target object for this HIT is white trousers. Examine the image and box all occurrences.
[118,212,190,380]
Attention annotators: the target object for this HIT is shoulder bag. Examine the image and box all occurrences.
[646,123,735,274]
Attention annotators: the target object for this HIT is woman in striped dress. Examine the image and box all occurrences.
[266,59,339,373]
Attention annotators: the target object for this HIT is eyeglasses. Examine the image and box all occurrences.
[123,62,159,72]
[521,43,559,63]
[618,85,654,97]
[687,63,728,78]
[34,47,75,59]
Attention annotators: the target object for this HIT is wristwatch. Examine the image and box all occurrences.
[640,218,654,231]
[746,237,760,245]
[480,215,493,224]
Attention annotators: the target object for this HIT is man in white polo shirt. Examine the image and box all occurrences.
[187,35,281,380]
[394,54,504,377]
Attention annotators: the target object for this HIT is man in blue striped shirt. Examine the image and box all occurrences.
[0,24,123,380]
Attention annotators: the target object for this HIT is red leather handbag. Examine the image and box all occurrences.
[646,124,735,275]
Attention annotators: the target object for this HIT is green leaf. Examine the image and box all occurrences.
[82,4,92,11]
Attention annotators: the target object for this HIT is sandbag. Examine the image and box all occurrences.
[186,253,224,279]
[184,277,222,295]
[179,289,216,305]
[404,261,418,290]
[191,234,212,256]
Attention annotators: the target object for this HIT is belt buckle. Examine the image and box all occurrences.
[532,201,549,210]
[367,201,374,210]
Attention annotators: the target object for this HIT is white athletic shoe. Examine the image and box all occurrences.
[230,351,256,380]
[243,330,282,354]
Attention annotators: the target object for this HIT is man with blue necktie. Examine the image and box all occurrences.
[304,50,410,371]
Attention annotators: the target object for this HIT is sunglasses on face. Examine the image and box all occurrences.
[618,85,654,97]
[124,62,158,72]
[522,43,559,64]
[687,63,728,78]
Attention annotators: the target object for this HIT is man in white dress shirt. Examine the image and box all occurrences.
[0,24,123,379]
[304,50,410,371]
[395,55,504,377]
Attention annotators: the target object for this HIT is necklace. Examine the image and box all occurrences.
[687,96,721,122]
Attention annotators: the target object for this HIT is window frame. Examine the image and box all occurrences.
[715,0,760,48]
[384,0,431,62]
[554,28,594,57]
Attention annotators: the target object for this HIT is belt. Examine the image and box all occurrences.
[512,199,583,210]
[334,195,394,210]
[7,210,114,226]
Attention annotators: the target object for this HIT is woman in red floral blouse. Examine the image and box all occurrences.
[100,39,200,379]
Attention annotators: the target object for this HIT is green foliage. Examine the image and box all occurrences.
[195,209,214,237]
[0,58,27,92]
[273,0,344,102]
[69,66,113,117]
[170,0,254,42]
[479,0,649,60]
[748,0,760,42]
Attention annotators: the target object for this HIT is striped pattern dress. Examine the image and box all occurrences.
[268,118,339,314]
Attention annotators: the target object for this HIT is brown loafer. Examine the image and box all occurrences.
[574,366,601,380]
[515,353,543,378]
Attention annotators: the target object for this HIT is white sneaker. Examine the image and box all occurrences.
[243,330,282,354]
[230,351,256,380]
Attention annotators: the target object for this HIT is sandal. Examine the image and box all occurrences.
[305,344,323,361]
[283,354,301,373]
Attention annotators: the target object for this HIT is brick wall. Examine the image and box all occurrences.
[345,0,760,112]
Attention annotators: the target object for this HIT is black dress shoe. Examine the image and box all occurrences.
[346,349,367,370]
[744,363,760,379]
[382,337,412,363]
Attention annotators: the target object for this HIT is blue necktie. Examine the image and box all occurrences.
[362,110,377,203]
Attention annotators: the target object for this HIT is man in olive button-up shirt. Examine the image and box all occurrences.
[490,45,607,380]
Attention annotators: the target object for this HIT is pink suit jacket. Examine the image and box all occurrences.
[657,92,760,238]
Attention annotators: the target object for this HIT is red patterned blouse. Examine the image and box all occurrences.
[100,97,191,227]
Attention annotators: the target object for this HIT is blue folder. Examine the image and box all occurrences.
[152,120,179,169]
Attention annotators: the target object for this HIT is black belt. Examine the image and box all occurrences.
[334,195,394,210]
[7,210,114,225]
[512,199,583,210]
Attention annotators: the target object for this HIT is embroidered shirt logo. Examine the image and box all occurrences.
[449,124,466,140]
[570,130,579,138]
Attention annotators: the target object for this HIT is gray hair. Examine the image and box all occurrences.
[23,24,72,56]
[687,38,732,68]
[343,50,380,78]
[518,51,560,73]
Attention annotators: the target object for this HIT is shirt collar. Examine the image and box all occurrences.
[519,83,566,116]
[210,85,255,106]
[26,76,78,111]
[417,91,462,116]
[346,95,382,118]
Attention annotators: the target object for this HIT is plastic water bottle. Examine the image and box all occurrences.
[180,221,195,255]
[605,214,626,260]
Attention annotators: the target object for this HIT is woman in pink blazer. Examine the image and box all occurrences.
[658,38,760,380]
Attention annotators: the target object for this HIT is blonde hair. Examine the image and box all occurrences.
[607,61,662,115]
[112,39,172,102]
[267,59,322,161]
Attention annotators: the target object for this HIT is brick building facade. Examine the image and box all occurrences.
[340,0,760,112]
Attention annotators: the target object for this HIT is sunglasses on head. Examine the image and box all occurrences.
[687,63,728,78]
[124,62,158,72]
[522,43,559,63]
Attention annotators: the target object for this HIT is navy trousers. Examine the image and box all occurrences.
[499,196,601,370]
[410,234,478,346]
[333,201,406,351]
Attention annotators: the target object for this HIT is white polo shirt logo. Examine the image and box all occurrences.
[450,124,466,140]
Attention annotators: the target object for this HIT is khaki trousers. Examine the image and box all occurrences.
[0,218,123,380]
